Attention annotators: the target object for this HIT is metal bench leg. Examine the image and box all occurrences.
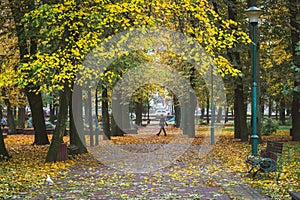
[248,166,255,173]
[252,169,260,178]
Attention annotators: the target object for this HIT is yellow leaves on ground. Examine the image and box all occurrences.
[110,133,176,145]
[1,128,298,199]
[0,135,76,199]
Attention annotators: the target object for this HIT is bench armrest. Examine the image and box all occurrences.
[246,155,263,166]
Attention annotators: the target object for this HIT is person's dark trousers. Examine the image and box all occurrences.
[157,127,166,136]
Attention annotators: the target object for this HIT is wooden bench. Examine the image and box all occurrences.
[290,191,300,200]
[246,141,284,180]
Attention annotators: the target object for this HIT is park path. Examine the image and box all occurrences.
[10,125,269,200]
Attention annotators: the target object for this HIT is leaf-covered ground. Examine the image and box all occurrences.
[1,126,299,199]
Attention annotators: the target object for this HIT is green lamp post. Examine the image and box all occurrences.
[245,6,263,156]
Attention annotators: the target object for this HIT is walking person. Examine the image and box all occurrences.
[156,114,168,136]
[1,116,7,129]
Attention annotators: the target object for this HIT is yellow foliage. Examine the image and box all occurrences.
[18,0,250,94]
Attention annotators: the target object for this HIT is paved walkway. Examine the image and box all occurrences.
[11,161,269,200]
[9,125,270,199]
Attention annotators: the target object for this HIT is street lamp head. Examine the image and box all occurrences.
[245,6,263,23]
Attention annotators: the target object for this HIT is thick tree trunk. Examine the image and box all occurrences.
[26,90,49,145]
[186,92,196,138]
[289,0,300,141]
[227,0,248,141]
[69,84,87,154]
[233,84,248,141]
[111,90,125,136]
[46,86,71,162]
[216,107,223,123]
[111,115,124,136]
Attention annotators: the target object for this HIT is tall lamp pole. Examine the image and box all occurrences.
[210,63,215,145]
[245,6,263,156]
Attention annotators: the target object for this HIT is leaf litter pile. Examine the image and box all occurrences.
[1,127,299,199]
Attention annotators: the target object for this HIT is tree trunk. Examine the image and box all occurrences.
[206,93,210,125]
[233,79,248,141]
[181,101,188,135]
[186,91,196,138]
[102,86,111,140]
[227,0,248,141]
[50,95,57,123]
[87,89,94,146]
[200,107,205,120]
[18,106,25,129]
[5,102,16,133]
[135,99,143,126]
[147,100,150,124]
[268,98,272,118]
[275,103,279,120]
[216,107,222,123]
[69,84,87,154]
[26,90,49,145]
[46,86,71,162]
[111,90,125,136]
[224,106,229,123]
[0,129,10,161]
[111,114,124,136]
[289,0,300,141]
[261,103,265,121]
[0,108,10,161]
[279,100,286,125]
[121,97,130,130]
[173,95,181,128]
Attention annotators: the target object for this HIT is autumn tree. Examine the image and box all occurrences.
[19,1,103,161]
[7,0,50,145]
[289,0,300,141]
[256,0,292,127]
[20,0,251,161]
[0,1,15,159]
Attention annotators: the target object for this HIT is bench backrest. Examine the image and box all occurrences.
[266,141,283,154]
